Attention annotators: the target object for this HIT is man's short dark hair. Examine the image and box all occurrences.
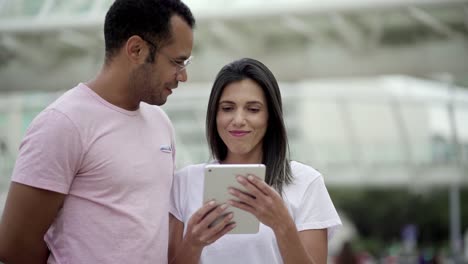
[104,0,195,62]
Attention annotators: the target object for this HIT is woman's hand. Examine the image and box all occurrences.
[183,200,236,249]
[228,175,293,231]
[229,176,328,264]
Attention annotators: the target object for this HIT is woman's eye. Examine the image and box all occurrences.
[248,108,260,113]
[221,107,233,112]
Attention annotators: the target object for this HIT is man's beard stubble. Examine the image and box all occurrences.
[130,63,164,106]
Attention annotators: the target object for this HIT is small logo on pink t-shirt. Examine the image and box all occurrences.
[160,144,172,153]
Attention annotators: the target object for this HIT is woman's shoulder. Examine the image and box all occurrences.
[282,161,326,208]
[175,160,221,179]
[290,160,322,183]
[284,161,326,198]
[175,163,207,178]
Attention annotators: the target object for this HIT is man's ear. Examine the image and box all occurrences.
[125,35,147,64]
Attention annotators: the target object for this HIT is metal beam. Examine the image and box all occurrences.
[190,0,468,20]
[329,12,365,51]
[408,6,460,38]
[280,15,321,41]
[0,17,104,33]
[0,35,51,67]
[89,0,110,18]
[37,0,56,19]
[208,22,245,54]
[57,29,97,50]
[1,0,466,33]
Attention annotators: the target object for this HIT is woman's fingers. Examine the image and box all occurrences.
[186,203,235,247]
[198,211,236,246]
[246,174,274,196]
[234,175,266,200]
[228,199,256,215]
[188,200,218,226]
[230,174,287,230]
[229,187,257,207]
[198,203,230,229]
[205,220,237,244]
[201,212,235,241]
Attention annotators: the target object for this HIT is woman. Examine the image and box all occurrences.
[169,58,341,264]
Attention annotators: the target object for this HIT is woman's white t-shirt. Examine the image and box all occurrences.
[170,161,342,264]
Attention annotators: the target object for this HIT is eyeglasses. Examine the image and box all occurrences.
[160,52,193,73]
[140,36,193,73]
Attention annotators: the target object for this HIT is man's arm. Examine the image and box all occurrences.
[0,182,65,264]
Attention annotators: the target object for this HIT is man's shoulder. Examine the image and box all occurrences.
[46,83,92,116]
[27,85,85,131]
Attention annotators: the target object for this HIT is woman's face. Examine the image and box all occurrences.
[216,79,269,162]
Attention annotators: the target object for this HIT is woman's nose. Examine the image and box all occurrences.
[232,110,246,126]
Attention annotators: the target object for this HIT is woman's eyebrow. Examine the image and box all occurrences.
[246,101,264,105]
[219,100,235,104]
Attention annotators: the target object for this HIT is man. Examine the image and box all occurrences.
[0,0,195,263]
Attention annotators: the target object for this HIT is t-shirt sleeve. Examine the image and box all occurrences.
[295,175,342,239]
[11,109,83,194]
[170,169,185,222]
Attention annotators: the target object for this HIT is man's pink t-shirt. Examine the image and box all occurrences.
[12,83,176,263]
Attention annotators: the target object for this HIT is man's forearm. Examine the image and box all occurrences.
[0,241,49,264]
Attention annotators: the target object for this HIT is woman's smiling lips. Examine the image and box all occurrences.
[229,130,250,137]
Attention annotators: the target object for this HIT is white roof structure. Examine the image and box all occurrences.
[0,0,467,91]
[0,75,466,187]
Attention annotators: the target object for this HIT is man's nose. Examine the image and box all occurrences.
[176,68,188,82]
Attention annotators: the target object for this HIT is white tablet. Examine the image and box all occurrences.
[204,164,266,234]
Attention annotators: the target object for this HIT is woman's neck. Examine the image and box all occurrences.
[221,153,262,165]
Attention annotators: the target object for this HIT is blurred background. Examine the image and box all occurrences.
[0,0,467,263]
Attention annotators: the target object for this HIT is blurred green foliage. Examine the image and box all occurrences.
[329,187,468,254]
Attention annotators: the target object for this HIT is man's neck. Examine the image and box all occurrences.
[86,65,139,111]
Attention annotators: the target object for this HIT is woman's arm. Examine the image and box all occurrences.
[274,222,328,264]
[229,175,328,264]
[168,201,236,264]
